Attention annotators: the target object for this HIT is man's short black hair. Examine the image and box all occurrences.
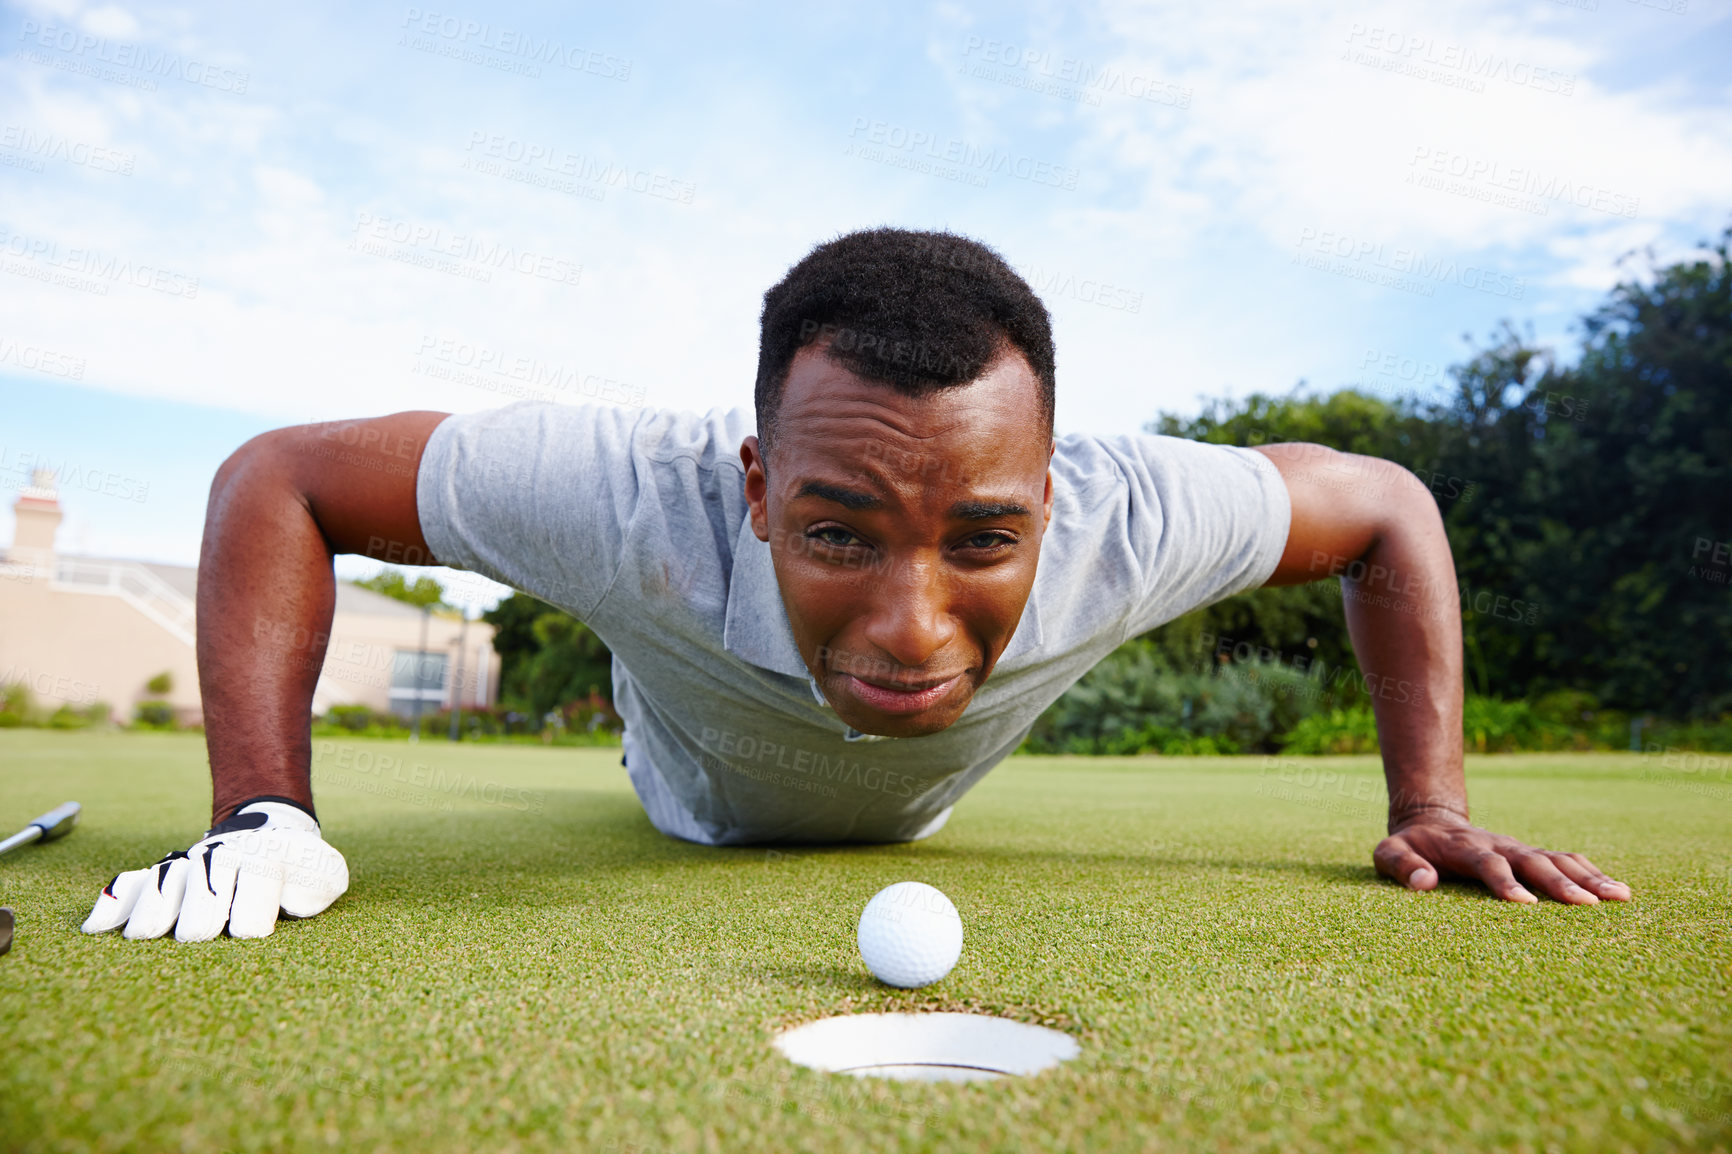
[754,228,1055,453]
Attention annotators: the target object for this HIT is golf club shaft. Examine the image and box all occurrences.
[0,802,82,858]
[0,827,43,857]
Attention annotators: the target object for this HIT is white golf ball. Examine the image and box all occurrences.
[857,881,963,988]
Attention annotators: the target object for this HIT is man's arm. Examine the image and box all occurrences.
[198,412,449,825]
[1252,443,1630,905]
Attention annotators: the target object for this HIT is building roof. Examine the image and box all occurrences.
[81,557,434,619]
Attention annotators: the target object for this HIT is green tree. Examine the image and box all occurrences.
[482,592,614,718]
[481,591,548,699]
[1143,388,1451,686]
[1432,229,1732,713]
[523,613,614,720]
[1136,226,1732,718]
[354,569,450,609]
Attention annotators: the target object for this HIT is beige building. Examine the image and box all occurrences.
[0,471,499,725]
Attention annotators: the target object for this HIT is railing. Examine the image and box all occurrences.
[49,558,197,646]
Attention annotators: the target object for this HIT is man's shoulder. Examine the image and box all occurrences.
[1052,429,1254,471]
[631,405,755,473]
[444,401,754,488]
[1031,429,1285,625]
[1049,430,1276,509]
[472,400,750,455]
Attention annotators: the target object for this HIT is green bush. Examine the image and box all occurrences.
[1280,706,1381,755]
[0,684,112,729]
[1462,696,1579,753]
[326,705,377,732]
[1,680,34,725]
[1021,639,1333,755]
[1530,689,1600,727]
[145,671,174,696]
[133,701,176,729]
[308,703,621,745]
[1024,634,1732,758]
[1643,713,1732,753]
[312,706,408,739]
[48,703,110,729]
[1275,695,1674,756]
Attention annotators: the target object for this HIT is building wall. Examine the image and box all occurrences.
[0,564,501,724]
[0,564,199,721]
[314,607,500,718]
[2,480,501,724]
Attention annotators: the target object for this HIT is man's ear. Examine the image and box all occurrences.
[1043,441,1055,530]
[741,436,771,542]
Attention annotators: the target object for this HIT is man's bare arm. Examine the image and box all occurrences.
[197,412,449,824]
[1253,442,1630,905]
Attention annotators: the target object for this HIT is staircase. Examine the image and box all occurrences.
[48,558,197,646]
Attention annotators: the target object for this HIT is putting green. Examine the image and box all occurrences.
[1,730,1726,1152]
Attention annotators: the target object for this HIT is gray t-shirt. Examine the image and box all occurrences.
[417,402,1290,846]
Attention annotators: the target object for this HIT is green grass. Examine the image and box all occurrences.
[1,731,1728,1153]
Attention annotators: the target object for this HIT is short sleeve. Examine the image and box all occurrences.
[415,402,647,619]
[1049,434,1291,642]
[1121,435,1290,636]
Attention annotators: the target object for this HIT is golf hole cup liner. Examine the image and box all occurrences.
[774,1012,1079,1083]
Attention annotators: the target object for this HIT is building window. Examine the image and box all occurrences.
[388,650,448,717]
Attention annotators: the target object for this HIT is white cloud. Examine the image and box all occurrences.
[81,4,139,38]
[1086,0,1732,268]
[14,0,84,19]
[0,0,1721,440]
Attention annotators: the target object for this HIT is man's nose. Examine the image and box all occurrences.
[860,556,957,671]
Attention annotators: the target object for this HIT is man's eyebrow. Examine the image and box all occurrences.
[793,481,882,510]
[949,499,1031,520]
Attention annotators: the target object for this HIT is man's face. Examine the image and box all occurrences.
[741,343,1054,738]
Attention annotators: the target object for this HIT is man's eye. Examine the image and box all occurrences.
[810,527,861,548]
[962,532,1013,550]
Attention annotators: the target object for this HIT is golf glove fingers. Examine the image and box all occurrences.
[81,799,348,941]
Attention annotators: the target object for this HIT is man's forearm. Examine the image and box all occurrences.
[1333,475,1468,831]
[197,434,338,825]
[195,414,448,825]
[1260,443,1628,903]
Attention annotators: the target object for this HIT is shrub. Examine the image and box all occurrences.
[1281,706,1381,755]
[0,685,110,729]
[133,701,176,729]
[1530,689,1600,727]
[1462,696,1579,753]
[1643,713,1732,753]
[1279,695,1626,755]
[1,680,34,725]
[145,671,174,696]
[560,694,623,737]
[1022,634,1732,758]
[48,703,108,729]
[326,705,376,732]
[1022,639,1332,755]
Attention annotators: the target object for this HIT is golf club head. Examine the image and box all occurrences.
[31,802,81,842]
[0,908,12,957]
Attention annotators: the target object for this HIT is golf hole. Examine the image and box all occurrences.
[774,1013,1079,1083]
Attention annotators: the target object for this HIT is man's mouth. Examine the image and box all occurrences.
[838,671,966,716]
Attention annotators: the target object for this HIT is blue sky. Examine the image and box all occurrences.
[1,0,1728,605]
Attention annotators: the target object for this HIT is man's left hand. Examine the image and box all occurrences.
[1373,813,1632,904]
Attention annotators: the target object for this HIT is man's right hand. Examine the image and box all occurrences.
[81,798,348,942]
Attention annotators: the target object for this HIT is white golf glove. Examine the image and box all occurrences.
[82,798,348,942]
